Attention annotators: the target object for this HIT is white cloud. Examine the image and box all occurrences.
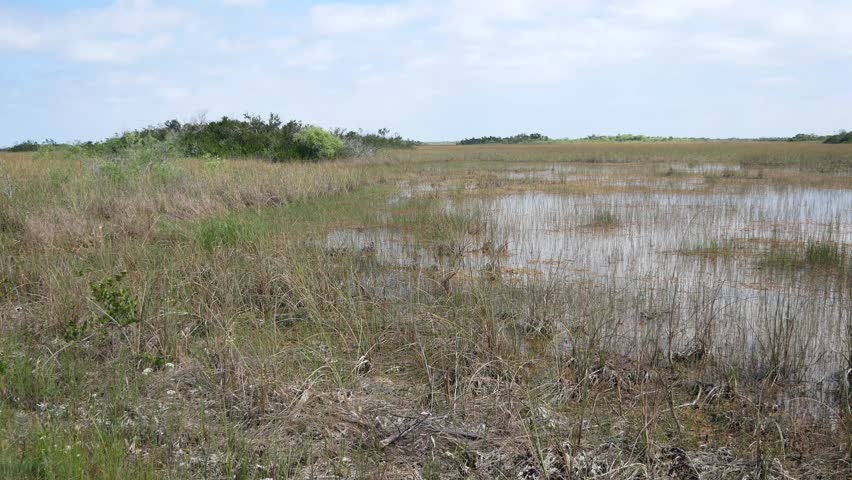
[222,0,266,5]
[0,0,185,63]
[755,75,798,86]
[63,0,184,36]
[157,86,188,100]
[65,34,173,64]
[310,2,426,34]
[0,23,41,50]
[691,33,775,65]
[610,0,738,23]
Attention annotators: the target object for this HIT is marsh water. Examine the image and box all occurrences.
[329,166,852,415]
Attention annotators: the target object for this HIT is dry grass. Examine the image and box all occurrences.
[1,143,851,478]
[404,142,852,171]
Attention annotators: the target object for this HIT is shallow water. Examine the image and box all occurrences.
[667,163,741,174]
[329,184,852,400]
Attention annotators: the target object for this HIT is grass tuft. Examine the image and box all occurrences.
[589,209,619,228]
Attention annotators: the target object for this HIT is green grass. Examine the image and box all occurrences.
[763,239,847,271]
[680,239,740,259]
[804,239,845,266]
[0,419,154,480]
[196,215,244,251]
[589,209,619,228]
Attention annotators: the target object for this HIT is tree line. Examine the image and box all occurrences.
[1,114,419,161]
[458,133,550,145]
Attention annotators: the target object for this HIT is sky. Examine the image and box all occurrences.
[1,0,851,145]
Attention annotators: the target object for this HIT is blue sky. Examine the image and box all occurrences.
[1,0,851,145]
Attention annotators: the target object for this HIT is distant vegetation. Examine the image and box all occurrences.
[786,131,851,144]
[2,139,60,152]
[575,132,852,143]
[574,134,705,142]
[1,114,419,161]
[824,130,852,144]
[453,131,852,145]
[788,133,826,142]
[458,133,550,145]
[6,126,852,156]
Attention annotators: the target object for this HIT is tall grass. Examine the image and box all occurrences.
[0,143,850,477]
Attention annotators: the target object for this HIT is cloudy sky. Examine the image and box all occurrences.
[1,0,851,145]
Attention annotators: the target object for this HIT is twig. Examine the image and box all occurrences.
[380,412,430,449]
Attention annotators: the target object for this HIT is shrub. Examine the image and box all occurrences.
[90,272,139,327]
[824,130,852,144]
[5,140,40,152]
[293,126,345,160]
[459,133,550,145]
[72,114,416,162]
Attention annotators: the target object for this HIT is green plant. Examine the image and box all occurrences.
[63,316,89,341]
[139,352,166,370]
[763,243,801,269]
[197,216,242,251]
[590,209,619,228]
[202,152,225,170]
[824,130,852,144]
[0,352,59,408]
[804,240,844,267]
[293,126,345,160]
[763,239,846,271]
[90,271,139,327]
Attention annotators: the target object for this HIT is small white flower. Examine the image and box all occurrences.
[166,390,176,396]
[142,368,153,376]
[165,362,175,369]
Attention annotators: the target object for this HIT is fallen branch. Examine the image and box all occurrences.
[380,412,431,449]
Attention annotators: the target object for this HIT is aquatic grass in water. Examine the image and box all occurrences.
[337,185,852,395]
[804,239,845,267]
[763,238,847,271]
[589,209,619,228]
[679,238,740,259]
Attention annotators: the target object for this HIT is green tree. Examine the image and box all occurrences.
[293,126,345,160]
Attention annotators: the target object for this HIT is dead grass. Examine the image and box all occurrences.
[0,144,850,478]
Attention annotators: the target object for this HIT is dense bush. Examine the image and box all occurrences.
[338,127,419,150]
[789,133,826,142]
[1,139,64,152]
[5,140,41,152]
[459,133,550,145]
[294,126,345,160]
[586,134,668,142]
[824,130,852,144]
[72,114,418,162]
